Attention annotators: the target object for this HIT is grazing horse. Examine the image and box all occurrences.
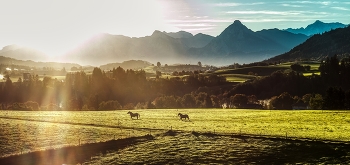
[178,113,189,120]
[127,111,140,119]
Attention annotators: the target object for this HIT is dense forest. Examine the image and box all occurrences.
[1,55,350,110]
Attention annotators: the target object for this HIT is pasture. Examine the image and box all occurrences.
[1,109,350,163]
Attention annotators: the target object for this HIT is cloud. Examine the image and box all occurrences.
[181,27,215,32]
[225,10,303,15]
[214,2,265,7]
[288,1,335,5]
[281,4,303,7]
[331,7,350,11]
[226,10,329,16]
[172,23,217,27]
[167,19,234,23]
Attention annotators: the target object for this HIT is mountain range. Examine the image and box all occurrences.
[188,20,309,64]
[284,20,347,36]
[0,20,347,66]
[61,20,310,66]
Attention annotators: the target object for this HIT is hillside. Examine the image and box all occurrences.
[0,45,49,61]
[0,56,81,70]
[164,31,214,48]
[266,26,350,62]
[256,29,309,50]
[63,32,188,66]
[100,60,152,70]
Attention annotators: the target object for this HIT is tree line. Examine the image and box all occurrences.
[1,55,350,110]
[228,55,350,109]
[0,66,227,110]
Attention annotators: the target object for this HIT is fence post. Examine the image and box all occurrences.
[285,132,287,139]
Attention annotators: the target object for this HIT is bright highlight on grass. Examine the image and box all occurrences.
[1,108,350,158]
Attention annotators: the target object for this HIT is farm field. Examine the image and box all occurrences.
[214,65,290,76]
[84,131,350,164]
[1,109,350,163]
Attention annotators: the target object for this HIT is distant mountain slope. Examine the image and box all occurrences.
[180,33,214,48]
[164,31,193,38]
[266,26,350,62]
[256,29,309,50]
[100,60,152,70]
[0,45,49,61]
[0,56,81,69]
[64,31,189,66]
[284,20,347,36]
[164,31,214,48]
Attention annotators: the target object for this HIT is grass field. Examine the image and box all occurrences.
[1,109,350,163]
[214,65,290,76]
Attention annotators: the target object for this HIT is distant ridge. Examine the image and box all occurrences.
[99,60,152,70]
[0,55,81,69]
[284,20,347,36]
[266,26,350,62]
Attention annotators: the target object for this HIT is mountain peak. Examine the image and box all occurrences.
[218,20,252,37]
[152,30,163,36]
[233,20,243,25]
[312,20,324,25]
[164,31,193,38]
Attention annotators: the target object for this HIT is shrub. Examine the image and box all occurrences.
[98,100,122,110]
[25,101,40,110]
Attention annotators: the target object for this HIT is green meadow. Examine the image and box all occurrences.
[1,109,350,158]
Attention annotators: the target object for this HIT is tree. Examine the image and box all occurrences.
[290,63,305,73]
[302,94,313,103]
[270,92,294,110]
[198,61,202,67]
[157,62,161,68]
[156,71,162,79]
[71,66,78,71]
[98,100,121,110]
[309,94,323,109]
[323,87,345,109]
[182,94,196,108]
[345,90,350,110]
[230,94,248,108]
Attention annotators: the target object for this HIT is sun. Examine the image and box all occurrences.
[1,0,177,60]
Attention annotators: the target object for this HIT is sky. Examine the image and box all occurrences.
[1,0,349,60]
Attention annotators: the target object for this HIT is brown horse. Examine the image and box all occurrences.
[178,113,189,120]
[127,111,140,119]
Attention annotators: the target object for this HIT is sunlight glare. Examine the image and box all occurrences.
[0,0,176,60]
